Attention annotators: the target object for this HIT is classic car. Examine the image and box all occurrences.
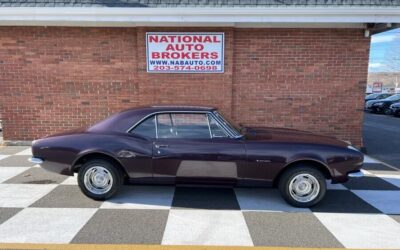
[30,106,364,207]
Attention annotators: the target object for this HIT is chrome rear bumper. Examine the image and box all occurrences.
[29,157,43,164]
[348,170,364,178]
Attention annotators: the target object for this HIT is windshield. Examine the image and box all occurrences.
[385,94,400,101]
[366,94,379,99]
[213,111,242,138]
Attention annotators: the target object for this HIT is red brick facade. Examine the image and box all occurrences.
[0,27,369,146]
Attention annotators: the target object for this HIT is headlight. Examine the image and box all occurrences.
[373,102,384,106]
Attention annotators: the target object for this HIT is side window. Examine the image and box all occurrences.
[157,114,175,138]
[131,115,156,138]
[171,113,210,139]
[207,114,228,138]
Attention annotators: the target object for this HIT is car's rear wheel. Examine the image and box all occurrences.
[278,165,326,207]
[78,159,123,200]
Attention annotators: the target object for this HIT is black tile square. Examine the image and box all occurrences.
[390,215,400,224]
[172,187,240,210]
[71,209,169,244]
[0,208,23,224]
[243,211,343,247]
[363,163,400,175]
[30,185,102,208]
[5,167,68,184]
[343,176,399,190]
[311,190,381,213]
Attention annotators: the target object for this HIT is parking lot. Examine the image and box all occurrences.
[0,144,399,249]
[364,112,400,168]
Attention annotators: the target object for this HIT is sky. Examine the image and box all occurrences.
[369,28,400,73]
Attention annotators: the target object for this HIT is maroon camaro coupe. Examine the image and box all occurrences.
[30,105,364,207]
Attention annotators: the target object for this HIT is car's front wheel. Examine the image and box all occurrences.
[278,165,326,207]
[78,159,123,200]
[383,108,392,115]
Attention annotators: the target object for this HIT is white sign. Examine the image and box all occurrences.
[146,32,224,73]
[372,82,383,93]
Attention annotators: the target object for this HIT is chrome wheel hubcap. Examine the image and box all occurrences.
[288,173,320,203]
[83,166,113,195]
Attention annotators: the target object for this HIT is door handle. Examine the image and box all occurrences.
[155,144,169,148]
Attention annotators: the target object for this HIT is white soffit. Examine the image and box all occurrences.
[0,7,399,27]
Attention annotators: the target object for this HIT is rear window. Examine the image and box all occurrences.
[131,115,156,138]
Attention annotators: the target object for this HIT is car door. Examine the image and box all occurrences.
[124,115,157,179]
[152,112,246,184]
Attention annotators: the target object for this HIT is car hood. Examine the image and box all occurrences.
[372,100,394,104]
[243,127,348,147]
[366,99,383,105]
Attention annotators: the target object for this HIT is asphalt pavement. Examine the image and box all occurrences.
[363,112,400,168]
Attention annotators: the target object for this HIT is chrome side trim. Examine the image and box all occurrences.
[206,114,213,138]
[126,110,237,139]
[29,157,43,164]
[155,114,159,139]
[348,170,364,178]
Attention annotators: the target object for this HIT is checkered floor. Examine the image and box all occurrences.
[0,146,400,248]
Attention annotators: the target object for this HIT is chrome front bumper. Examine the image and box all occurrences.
[29,157,43,164]
[348,170,364,178]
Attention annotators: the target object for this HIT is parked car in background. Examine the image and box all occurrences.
[390,102,400,117]
[30,106,364,208]
[365,94,400,114]
[365,93,392,103]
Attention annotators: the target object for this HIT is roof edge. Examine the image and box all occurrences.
[0,7,399,27]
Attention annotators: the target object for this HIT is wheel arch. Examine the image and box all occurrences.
[273,158,332,187]
[72,151,128,178]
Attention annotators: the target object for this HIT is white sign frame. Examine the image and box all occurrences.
[146,32,225,74]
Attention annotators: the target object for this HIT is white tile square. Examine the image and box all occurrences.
[101,186,175,210]
[0,155,10,161]
[0,207,97,243]
[0,184,57,207]
[0,167,30,183]
[363,155,381,164]
[15,148,32,156]
[352,190,400,214]
[234,188,310,212]
[162,210,253,246]
[361,169,375,176]
[376,174,400,188]
[314,213,400,249]
[61,175,78,185]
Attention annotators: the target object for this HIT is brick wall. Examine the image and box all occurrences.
[0,27,369,146]
[232,29,370,146]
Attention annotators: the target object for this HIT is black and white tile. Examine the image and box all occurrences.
[0,146,400,248]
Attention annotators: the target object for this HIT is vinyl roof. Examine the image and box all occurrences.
[1,0,399,7]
